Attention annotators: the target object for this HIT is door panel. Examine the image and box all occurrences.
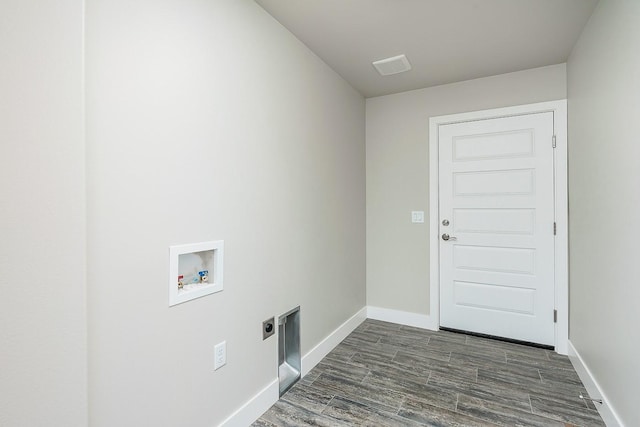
[453,245,536,275]
[439,112,555,346]
[453,281,535,315]
[452,130,534,161]
[453,169,535,196]
[453,208,535,235]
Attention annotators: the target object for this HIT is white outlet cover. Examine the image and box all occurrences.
[214,341,226,370]
[411,211,425,223]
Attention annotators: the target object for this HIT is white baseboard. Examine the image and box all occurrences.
[567,340,624,427]
[367,306,437,331]
[301,306,367,376]
[218,378,279,427]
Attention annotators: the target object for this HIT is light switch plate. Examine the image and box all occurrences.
[411,211,425,223]
[214,341,226,370]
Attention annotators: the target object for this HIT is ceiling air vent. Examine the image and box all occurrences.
[372,54,412,76]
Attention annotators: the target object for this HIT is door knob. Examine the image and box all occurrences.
[442,233,457,241]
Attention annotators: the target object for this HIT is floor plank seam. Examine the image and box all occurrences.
[319,395,335,416]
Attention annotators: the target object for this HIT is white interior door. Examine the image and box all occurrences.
[438,112,555,346]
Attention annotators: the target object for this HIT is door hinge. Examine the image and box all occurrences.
[553,222,557,235]
[552,135,557,148]
[554,309,558,323]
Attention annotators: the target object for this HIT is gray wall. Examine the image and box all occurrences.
[366,64,567,315]
[85,1,365,425]
[0,0,87,426]
[567,1,640,425]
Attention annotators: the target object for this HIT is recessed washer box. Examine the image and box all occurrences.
[169,240,224,306]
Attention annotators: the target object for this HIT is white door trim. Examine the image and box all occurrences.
[428,100,568,354]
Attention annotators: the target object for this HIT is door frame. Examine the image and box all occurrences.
[428,100,568,354]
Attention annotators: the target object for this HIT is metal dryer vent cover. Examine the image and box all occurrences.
[372,54,412,76]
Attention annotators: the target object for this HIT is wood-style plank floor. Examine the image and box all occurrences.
[254,319,605,426]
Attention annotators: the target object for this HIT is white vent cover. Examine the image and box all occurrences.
[372,54,412,76]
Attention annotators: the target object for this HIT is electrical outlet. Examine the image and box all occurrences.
[214,341,226,370]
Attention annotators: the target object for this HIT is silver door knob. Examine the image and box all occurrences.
[442,233,457,241]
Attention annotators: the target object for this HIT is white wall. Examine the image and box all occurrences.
[85,1,365,426]
[0,1,87,426]
[567,1,640,425]
[366,64,566,316]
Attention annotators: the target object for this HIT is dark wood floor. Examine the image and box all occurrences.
[254,319,605,426]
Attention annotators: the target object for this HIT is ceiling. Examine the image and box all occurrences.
[254,0,599,98]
